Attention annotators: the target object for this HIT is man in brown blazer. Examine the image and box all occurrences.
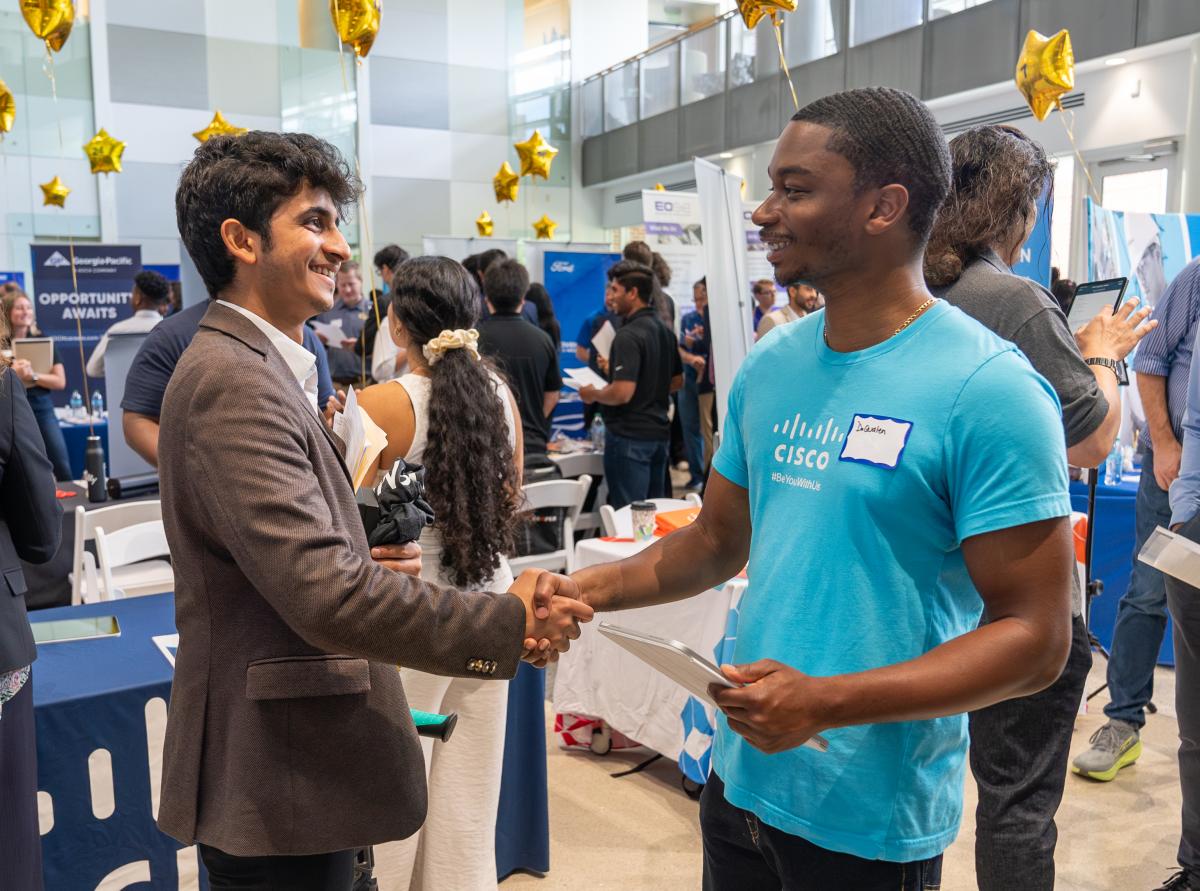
[157,131,591,889]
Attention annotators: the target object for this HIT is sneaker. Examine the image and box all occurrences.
[1153,869,1200,890]
[1071,719,1142,781]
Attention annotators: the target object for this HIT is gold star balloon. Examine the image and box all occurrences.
[736,0,797,29]
[493,161,520,203]
[514,130,559,180]
[20,0,75,53]
[475,211,494,237]
[532,214,557,240]
[39,175,70,208]
[84,128,126,175]
[0,80,14,139]
[654,183,666,192]
[330,0,381,60]
[1015,29,1075,121]
[193,110,248,143]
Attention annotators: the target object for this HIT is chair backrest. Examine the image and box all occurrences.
[550,452,603,480]
[94,520,170,601]
[71,500,163,605]
[520,475,591,520]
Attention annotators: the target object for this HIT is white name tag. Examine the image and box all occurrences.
[839,414,913,469]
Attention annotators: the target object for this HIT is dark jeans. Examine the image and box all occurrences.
[1164,513,1200,875]
[676,366,707,486]
[198,844,354,891]
[0,678,43,891]
[603,431,669,508]
[700,774,943,890]
[29,395,72,481]
[969,613,1093,891]
[1106,447,1172,727]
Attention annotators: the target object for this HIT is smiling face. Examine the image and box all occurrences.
[254,183,350,328]
[7,295,34,334]
[692,281,708,310]
[751,121,876,289]
[608,280,641,317]
[336,266,363,307]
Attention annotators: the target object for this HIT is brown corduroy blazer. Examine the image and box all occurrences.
[155,302,525,856]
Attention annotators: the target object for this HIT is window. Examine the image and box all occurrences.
[783,0,840,67]
[728,16,777,87]
[604,61,639,130]
[1050,154,1075,277]
[1101,169,1169,214]
[681,21,726,104]
[928,0,994,21]
[850,0,922,46]
[640,43,680,119]
[582,77,604,137]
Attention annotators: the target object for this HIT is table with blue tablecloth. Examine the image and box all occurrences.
[32,593,549,889]
[1070,471,1175,666]
[58,416,108,481]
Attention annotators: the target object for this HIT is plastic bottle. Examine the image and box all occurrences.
[1104,440,1122,486]
[69,390,84,420]
[91,389,104,418]
[590,415,606,451]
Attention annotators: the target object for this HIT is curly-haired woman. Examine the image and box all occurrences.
[358,256,523,890]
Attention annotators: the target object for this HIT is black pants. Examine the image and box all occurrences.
[1164,515,1200,877]
[0,677,43,891]
[700,774,942,890]
[969,612,1093,891]
[199,844,354,891]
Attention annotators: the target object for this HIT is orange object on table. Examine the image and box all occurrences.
[655,507,699,536]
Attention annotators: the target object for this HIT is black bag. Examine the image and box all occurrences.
[512,453,566,557]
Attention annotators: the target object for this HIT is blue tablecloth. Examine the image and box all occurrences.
[1070,473,1175,666]
[59,418,108,480]
[32,593,550,888]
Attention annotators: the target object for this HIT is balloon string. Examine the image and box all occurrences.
[43,46,93,437]
[1059,103,1100,203]
[772,17,799,112]
[332,0,381,386]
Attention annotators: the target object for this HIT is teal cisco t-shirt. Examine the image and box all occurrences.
[711,300,1071,863]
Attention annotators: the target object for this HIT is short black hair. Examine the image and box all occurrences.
[175,131,360,297]
[606,259,651,282]
[477,249,507,275]
[374,244,409,273]
[483,259,529,313]
[792,87,950,242]
[614,265,654,305]
[134,269,171,305]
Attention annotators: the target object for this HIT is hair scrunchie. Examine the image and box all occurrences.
[423,328,480,365]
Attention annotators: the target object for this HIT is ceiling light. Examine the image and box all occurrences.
[1105,57,1127,67]
[719,152,733,159]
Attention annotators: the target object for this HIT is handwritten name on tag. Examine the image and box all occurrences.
[839,414,913,469]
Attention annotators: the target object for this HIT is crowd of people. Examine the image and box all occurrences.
[0,84,1197,891]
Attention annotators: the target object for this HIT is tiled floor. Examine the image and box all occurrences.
[507,659,1184,890]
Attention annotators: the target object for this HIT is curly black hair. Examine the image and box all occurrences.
[175,131,360,297]
[925,125,1055,287]
[390,256,519,588]
[792,87,951,243]
[134,269,171,305]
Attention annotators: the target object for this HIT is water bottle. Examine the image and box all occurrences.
[91,389,104,418]
[84,435,108,502]
[590,415,606,451]
[69,390,84,420]
[1104,440,1122,486]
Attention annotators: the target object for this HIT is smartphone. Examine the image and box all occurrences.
[1065,277,1129,332]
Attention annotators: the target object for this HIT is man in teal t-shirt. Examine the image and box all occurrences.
[572,87,1074,890]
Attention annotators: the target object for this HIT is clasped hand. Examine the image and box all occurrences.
[508,569,594,666]
[709,659,828,754]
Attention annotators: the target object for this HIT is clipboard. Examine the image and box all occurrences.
[13,337,55,374]
[598,622,830,752]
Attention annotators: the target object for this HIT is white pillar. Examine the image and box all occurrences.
[1181,37,1200,214]
[87,0,120,244]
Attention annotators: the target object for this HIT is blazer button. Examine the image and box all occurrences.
[466,659,477,671]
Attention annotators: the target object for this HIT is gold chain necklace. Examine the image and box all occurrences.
[823,297,937,346]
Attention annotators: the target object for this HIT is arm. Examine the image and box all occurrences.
[574,470,751,611]
[86,334,108,378]
[30,362,67,391]
[670,373,683,394]
[1141,373,1181,489]
[579,380,635,406]
[542,391,560,418]
[123,411,160,467]
[1,370,62,563]
[508,387,524,487]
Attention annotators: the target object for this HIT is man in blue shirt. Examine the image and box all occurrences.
[1146,260,1200,891]
[677,278,708,489]
[571,88,1073,889]
[1073,256,1200,781]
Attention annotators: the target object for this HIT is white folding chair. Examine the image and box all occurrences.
[600,494,702,538]
[509,475,592,574]
[72,501,170,604]
[93,519,173,601]
[550,452,607,536]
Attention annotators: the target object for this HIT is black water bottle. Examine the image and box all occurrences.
[84,435,108,503]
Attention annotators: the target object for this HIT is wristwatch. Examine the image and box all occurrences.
[1085,356,1127,385]
[30,372,39,384]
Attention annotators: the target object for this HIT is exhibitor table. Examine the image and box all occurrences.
[553,535,746,784]
[32,594,549,889]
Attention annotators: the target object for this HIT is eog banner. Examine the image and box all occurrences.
[30,244,142,405]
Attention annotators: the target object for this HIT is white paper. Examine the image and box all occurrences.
[1138,526,1200,588]
[334,386,367,482]
[839,415,912,468]
[309,319,346,343]
[563,366,609,391]
[591,321,616,362]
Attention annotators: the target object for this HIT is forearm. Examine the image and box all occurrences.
[590,384,630,406]
[123,412,160,467]
[38,371,67,390]
[543,392,559,417]
[1138,373,1177,447]
[1067,368,1120,467]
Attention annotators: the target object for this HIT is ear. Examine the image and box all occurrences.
[220,218,259,268]
[863,184,910,237]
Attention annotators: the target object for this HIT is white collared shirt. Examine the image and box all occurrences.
[86,308,164,378]
[216,300,320,416]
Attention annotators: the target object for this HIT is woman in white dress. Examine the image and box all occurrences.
[358,256,523,891]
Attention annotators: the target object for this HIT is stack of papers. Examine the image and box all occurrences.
[331,387,389,490]
[1139,526,1200,588]
[310,319,347,343]
[591,321,616,361]
[563,366,609,391]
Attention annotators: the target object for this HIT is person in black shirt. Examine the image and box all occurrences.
[477,260,563,459]
[580,262,682,507]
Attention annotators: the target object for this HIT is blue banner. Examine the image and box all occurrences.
[543,250,621,438]
[1011,187,1053,287]
[1088,199,1200,307]
[0,271,26,289]
[30,244,142,407]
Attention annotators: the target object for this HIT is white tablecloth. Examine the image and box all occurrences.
[553,536,745,782]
